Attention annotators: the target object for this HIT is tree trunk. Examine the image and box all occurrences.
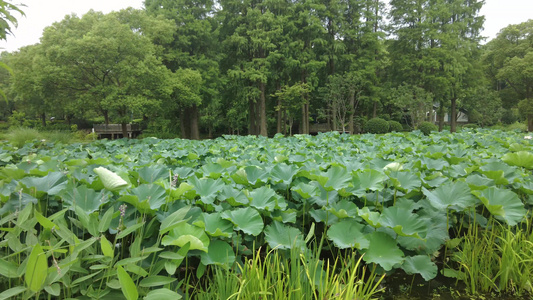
[528,114,533,132]
[450,97,457,133]
[190,104,200,140]
[249,98,256,135]
[277,99,282,134]
[180,109,191,139]
[372,101,377,118]
[259,81,267,137]
[438,102,445,131]
[332,101,337,131]
[121,122,128,139]
[301,72,309,134]
[41,113,46,127]
[348,90,355,134]
[103,110,110,125]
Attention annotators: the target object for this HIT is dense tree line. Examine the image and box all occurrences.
[1,0,531,136]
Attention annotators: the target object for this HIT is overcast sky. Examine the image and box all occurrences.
[1,0,532,52]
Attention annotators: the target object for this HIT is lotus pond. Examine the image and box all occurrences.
[1,129,532,299]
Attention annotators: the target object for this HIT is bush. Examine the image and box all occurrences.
[418,121,438,135]
[388,120,403,132]
[364,118,390,134]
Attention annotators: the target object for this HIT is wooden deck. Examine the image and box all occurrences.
[93,124,142,139]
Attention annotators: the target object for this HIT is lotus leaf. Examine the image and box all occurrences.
[402,255,438,280]
[93,167,128,191]
[380,206,427,239]
[502,151,533,169]
[362,232,404,271]
[472,187,526,226]
[327,218,369,249]
[200,240,236,268]
[221,207,264,236]
[137,165,169,183]
[328,199,359,219]
[422,181,477,211]
[188,176,224,204]
[264,221,305,250]
[161,222,210,252]
[269,163,299,185]
[218,186,249,206]
[291,182,319,199]
[61,185,109,213]
[249,186,278,211]
[193,212,234,237]
[20,172,67,197]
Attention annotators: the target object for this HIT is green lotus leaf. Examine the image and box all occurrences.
[422,181,477,210]
[137,165,169,183]
[200,163,225,179]
[388,171,421,192]
[353,169,387,193]
[357,207,381,228]
[61,185,110,213]
[218,186,249,206]
[322,166,351,192]
[398,213,449,255]
[327,218,369,249]
[249,186,278,211]
[464,174,493,190]
[93,167,129,191]
[20,172,67,197]
[188,176,225,204]
[144,288,182,300]
[472,187,526,226]
[291,182,319,199]
[402,255,438,281]
[480,161,520,185]
[502,151,533,169]
[380,206,427,239]
[309,209,338,225]
[200,240,236,268]
[161,222,209,252]
[362,231,404,271]
[328,199,358,219]
[269,209,297,223]
[221,207,264,236]
[244,166,269,185]
[264,221,305,250]
[119,184,167,213]
[193,212,234,237]
[270,163,299,185]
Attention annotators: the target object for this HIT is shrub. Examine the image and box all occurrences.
[5,127,41,147]
[364,118,390,134]
[418,121,438,135]
[388,120,403,132]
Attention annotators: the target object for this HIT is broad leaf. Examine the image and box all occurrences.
[25,243,47,292]
[200,240,236,267]
[161,223,209,252]
[502,151,533,169]
[327,219,369,249]
[221,207,264,236]
[422,181,477,211]
[472,187,526,226]
[93,167,128,191]
[362,232,404,271]
[117,265,138,300]
[402,255,438,281]
[264,221,305,250]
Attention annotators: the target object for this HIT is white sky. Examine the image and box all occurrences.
[0,0,532,52]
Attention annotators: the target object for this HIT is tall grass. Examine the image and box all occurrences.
[449,217,533,296]
[2,127,76,147]
[195,245,385,300]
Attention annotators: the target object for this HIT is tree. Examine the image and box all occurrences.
[37,10,176,137]
[483,20,533,131]
[145,0,221,139]
[389,0,484,132]
[0,0,24,101]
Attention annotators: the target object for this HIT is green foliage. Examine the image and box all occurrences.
[418,121,437,135]
[388,120,403,132]
[364,117,389,134]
